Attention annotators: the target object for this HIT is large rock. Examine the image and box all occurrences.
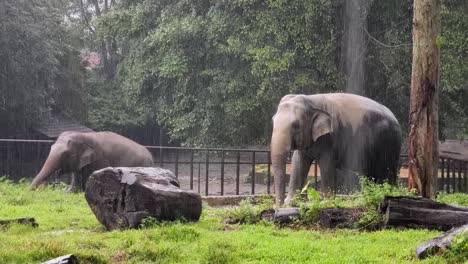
[85,167,202,230]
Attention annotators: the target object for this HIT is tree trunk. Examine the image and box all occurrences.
[407,0,441,198]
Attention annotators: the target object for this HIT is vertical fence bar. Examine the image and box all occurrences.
[314,162,318,189]
[198,163,201,193]
[465,161,468,193]
[236,152,240,195]
[6,141,11,175]
[175,148,179,179]
[452,159,456,193]
[190,149,194,190]
[159,147,163,167]
[267,152,271,194]
[458,160,463,193]
[205,149,209,196]
[447,159,451,193]
[221,150,225,196]
[251,151,256,195]
[440,158,445,192]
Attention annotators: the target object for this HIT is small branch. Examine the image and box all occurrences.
[78,0,95,35]
[364,28,411,48]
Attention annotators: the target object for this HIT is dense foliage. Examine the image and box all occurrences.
[96,0,466,145]
[0,0,466,145]
[0,0,86,136]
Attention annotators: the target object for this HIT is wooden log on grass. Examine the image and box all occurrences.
[416,223,468,259]
[379,196,468,230]
[41,254,78,264]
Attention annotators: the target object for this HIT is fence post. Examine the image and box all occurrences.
[314,162,318,189]
[447,159,451,193]
[458,160,462,193]
[251,151,256,195]
[198,163,201,193]
[159,147,163,167]
[221,150,225,196]
[267,151,271,194]
[190,149,194,190]
[236,152,240,195]
[205,149,209,196]
[440,158,445,193]
[175,148,179,179]
[465,161,468,193]
[452,159,456,193]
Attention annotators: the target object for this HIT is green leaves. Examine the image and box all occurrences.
[0,0,84,132]
[99,0,341,146]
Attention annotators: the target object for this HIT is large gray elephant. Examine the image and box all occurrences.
[271,93,402,207]
[31,131,154,191]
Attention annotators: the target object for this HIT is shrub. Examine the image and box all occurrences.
[223,196,273,224]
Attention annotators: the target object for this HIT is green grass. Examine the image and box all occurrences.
[0,177,465,263]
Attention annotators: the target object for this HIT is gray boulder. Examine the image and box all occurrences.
[85,167,202,230]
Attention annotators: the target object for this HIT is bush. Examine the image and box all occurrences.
[442,232,468,263]
[358,177,417,210]
[223,196,273,224]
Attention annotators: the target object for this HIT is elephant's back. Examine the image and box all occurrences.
[313,93,399,130]
[94,132,154,166]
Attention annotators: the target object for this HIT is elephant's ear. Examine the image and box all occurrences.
[78,146,96,170]
[311,112,332,141]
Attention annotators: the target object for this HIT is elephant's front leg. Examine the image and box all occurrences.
[318,148,337,197]
[285,150,313,205]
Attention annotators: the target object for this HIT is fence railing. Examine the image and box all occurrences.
[0,139,467,196]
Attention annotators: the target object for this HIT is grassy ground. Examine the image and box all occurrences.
[0,178,465,264]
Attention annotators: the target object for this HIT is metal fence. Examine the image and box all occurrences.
[0,139,467,195]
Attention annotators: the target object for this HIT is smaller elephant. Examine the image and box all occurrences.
[31,131,154,191]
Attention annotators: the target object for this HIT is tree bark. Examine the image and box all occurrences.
[407,0,441,198]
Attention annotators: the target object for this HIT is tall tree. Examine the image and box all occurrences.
[407,0,441,198]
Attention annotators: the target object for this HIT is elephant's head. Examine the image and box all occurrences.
[271,95,332,207]
[31,132,97,188]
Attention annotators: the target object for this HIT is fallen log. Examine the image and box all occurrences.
[85,167,202,230]
[0,217,38,227]
[319,207,366,228]
[41,254,78,264]
[274,208,301,224]
[379,196,468,230]
[259,208,300,224]
[416,223,468,259]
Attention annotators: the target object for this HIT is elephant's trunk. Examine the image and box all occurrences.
[271,130,290,208]
[31,148,62,188]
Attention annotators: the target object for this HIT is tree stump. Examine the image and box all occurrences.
[379,196,468,230]
[85,167,202,230]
